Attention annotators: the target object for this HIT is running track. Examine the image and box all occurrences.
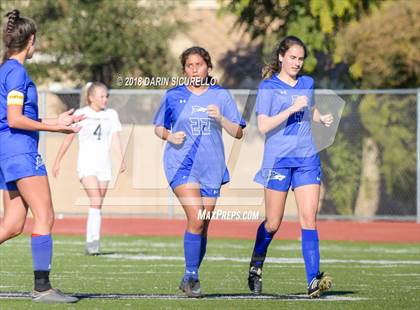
[20,218,420,243]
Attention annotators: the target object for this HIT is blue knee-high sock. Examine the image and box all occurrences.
[31,234,53,291]
[183,231,201,280]
[31,234,52,271]
[198,236,207,267]
[301,229,320,285]
[250,222,275,268]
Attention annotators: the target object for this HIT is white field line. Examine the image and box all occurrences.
[4,239,419,254]
[56,241,420,255]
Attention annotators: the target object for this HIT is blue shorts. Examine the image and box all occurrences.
[254,166,321,192]
[0,153,48,191]
[167,166,229,198]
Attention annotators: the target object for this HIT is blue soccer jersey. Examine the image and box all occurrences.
[255,74,320,169]
[153,84,246,190]
[0,59,39,160]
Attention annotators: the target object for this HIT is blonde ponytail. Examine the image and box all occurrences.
[79,81,107,107]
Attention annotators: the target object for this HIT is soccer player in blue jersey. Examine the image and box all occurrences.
[0,10,81,303]
[247,36,334,298]
[153,46,246,297]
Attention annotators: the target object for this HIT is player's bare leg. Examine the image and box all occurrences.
[16,176,54,235]
[174,183,205,234]
[98,181,109,200]
[201,196,217,237]
[199,196,217,268]
[0,190,28,244]
[294,184,319,230]
[264,188,288,233]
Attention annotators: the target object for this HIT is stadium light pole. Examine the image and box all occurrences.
[417,88,420,223]
[40,91,47,161]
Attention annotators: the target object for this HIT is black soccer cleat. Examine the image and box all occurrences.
[248,266,262,295]
[307,272,332,298]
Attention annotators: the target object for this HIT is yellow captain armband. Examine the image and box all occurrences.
[7,90,24,106]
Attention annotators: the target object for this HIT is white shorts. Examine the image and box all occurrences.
[78,168,111,182]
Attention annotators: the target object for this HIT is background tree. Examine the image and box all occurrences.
[220,0,377,85]
[222,0,418,216]
[335,0,419,216]
[0,0,183,86]
[335,0,420,88]
[221,0,375,215]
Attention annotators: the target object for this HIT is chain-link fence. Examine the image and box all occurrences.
[36,88,418,221]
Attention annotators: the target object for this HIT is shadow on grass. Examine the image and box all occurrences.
[86,251,148,256]
[0,291,359,301]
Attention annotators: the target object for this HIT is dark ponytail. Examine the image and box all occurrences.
[2,9,37,63]
[5,10,19,34]
[262,35,307,79]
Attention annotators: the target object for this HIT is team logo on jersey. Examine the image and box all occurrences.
[179,99,187,104]
[191,105,208,115]
[279,90,287,95]
[35,155,45,170]
[268,170,286,181]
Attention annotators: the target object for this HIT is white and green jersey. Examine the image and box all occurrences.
[74,106,122,174]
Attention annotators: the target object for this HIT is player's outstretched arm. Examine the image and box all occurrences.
[8,105,82,133]
[52,133,76,178]
[40,108,85,126]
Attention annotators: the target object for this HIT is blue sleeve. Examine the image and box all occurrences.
[6,66,26,93]
[221,90,246,128]
[255,82,272,116]
[153,93,172,130]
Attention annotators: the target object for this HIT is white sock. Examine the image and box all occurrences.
[86,208,101,243]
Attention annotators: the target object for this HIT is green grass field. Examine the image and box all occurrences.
[0,235,419,309]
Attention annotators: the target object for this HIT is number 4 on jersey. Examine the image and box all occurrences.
[93,124,102,140]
